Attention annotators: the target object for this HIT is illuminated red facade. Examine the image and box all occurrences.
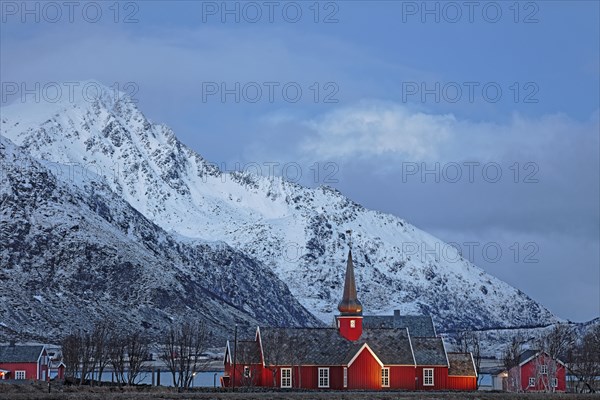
[223,249,477,391]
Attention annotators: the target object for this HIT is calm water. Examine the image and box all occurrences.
[92,371,224,387]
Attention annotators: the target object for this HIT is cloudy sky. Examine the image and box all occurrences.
[1,1,598,322]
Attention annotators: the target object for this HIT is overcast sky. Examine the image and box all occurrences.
[1,1,598,322]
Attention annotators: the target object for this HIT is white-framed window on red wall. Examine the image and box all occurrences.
[280,368,291,388]
[15,370,26,380]
[423,368,434,386]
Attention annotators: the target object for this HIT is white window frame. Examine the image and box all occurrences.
[381,367,390,387]
[15,370,26,380]
[552,378,558,388]
[243,366,251,378]
[343,367,348,388]
[423,368,434,386]
[350,319,356,328]
[318,367,330,388]
[280,368,292,388]
[540,365,548,374]
[529,377,536,387]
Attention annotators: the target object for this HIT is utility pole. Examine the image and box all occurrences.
[232,324,238,392]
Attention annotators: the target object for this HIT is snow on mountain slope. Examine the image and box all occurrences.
[1,81,559,332]
[0,135,320,342]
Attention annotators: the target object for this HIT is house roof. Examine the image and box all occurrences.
[231,340,262,365]
[447,352,477,377]
[0,345,44,363]
[411,337,448,366]
[517,349,566,367]
[363,315,436,337]
[518,349,540,365]
[258,327,416,366]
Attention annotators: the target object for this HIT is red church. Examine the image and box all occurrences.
[223,249,477,391]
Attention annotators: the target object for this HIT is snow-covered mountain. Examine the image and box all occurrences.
[0,135,319,342]
[1,81,559,338]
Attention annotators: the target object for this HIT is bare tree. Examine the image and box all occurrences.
[263,329,288,387]
[570,325,600,393]
[91,322,111,385]
[61,333,81,380]
[457,330,482,388]
[108,332,128,385]
[159,321,209,390]
[125,331,149,385]
[503,335,524,392]
[535,324,575,392]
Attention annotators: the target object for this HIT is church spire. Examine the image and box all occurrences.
[338,231,362,316]
[337,249,363,315]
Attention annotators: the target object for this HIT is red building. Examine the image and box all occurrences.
[506,350,567,392]
[223,249,477,391]
[0,345,49,381]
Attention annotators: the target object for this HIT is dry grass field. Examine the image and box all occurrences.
[1,383,599,400]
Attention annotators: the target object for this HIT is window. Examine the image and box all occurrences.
[343,367,348,388]
[552,378,558,387]
[381,367,390,387]
[529,377,536,387]
[423,368,434,386]
[540,365,548,374]
[15,370,26,380]
[318,368,330,388]
[350,319,356,328]
[243,366,250,378]
[281,368,291,388]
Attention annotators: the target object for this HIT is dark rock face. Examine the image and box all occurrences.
[0,137,321,343]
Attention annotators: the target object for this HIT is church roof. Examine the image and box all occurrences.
[259,327,416,366]
[448,352,477,377]
[411,337,448,366]
[363,314,436,337]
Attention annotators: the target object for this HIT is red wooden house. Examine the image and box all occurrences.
[506,350,567,392]
[223,249,477,391]
[0,345,49,381]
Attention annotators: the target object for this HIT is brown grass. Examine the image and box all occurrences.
[0,384,599,400]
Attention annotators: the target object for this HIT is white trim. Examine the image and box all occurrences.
[528,377,535,387]
[469,352,478,378]
[381,367,390,387]
[405,328,417,367]
[347,343,384,368]
[318,367,330,388]
[423,368,434,386]
[255,326,265,367]
[224,341,232,364]
[280,368,292,388]
[36,346,46,381]
[440,337,450,367]
[343,367,348,388]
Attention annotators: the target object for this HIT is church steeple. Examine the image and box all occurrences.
[336,231,363,341]
[337,249,363,316]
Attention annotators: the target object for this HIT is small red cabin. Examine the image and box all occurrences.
[0,345,49,381]
[506,350,567,392]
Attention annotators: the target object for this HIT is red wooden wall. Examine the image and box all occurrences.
[0,362,46,381]
[347,348,381,389]
[415,366,448,390]
[389,366,416,389]
[447,375,477,390]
